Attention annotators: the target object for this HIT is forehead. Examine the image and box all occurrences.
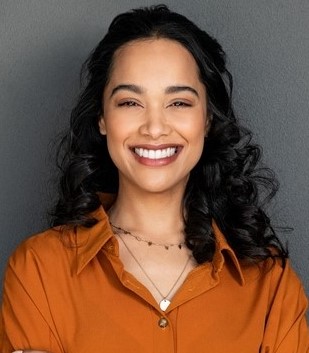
[108,38,201,84]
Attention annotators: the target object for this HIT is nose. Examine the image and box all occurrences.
[138,106,171,139]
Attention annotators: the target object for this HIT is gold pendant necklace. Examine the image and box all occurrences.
[114,228,191,312]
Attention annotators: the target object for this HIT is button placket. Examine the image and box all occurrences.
[153,312,174,351]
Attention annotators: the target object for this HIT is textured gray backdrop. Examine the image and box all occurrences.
[1,0,308,302]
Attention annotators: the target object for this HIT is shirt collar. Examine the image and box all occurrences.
[71,194,245,284]
[212,222,245,285]
[74,205,114,275]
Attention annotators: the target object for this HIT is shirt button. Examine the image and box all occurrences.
[158,317,168,328]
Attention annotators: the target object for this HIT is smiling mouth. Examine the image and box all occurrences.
[133,146,179,160]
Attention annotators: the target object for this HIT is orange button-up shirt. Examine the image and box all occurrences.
[1,205,308,352]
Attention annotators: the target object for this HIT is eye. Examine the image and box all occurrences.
[170,101,192,108]
[118,100,141,107]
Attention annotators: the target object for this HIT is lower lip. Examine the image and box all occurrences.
[132,148,182,167]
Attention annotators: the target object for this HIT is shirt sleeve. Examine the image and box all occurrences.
[260,260,309,353]
[0,245,64,353]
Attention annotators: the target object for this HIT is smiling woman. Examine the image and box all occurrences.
[0,4,308,353]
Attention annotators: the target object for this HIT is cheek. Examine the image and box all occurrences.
[104,125,130,169]
[182,114,207,141]
[105,130,122,154]
[194,135,206,162]
[188,118,207,160]
[105,137,123,171]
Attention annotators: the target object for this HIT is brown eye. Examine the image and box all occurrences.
[171,101,191,107]
[118,100,140,107]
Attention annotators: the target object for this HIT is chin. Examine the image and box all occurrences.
[133,178,188,195]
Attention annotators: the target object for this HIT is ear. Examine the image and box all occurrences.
[98,115,107,135]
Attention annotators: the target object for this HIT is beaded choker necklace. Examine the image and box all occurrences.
[110,222,185,250]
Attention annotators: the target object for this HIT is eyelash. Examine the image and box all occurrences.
[171,101,191,107]
[117,100,192,108]
[118,101,140,107]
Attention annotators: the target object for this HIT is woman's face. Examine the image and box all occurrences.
[99,38,209,195]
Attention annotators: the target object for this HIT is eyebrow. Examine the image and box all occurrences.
[165,85,199,97]
[110,84,143,97]
[110,84,199,98]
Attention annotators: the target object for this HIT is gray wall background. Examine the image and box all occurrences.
[1,0,308,300]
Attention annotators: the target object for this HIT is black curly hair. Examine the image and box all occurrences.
[51,4,288,264]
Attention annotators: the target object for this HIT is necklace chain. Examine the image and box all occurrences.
[114,228,191,311]
[110,222,185,250]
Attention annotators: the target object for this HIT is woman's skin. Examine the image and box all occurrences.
[99,38,210,303]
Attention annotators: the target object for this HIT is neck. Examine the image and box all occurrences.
[109,184,185,243]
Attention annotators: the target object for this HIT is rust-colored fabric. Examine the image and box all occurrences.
[1,206,308,352]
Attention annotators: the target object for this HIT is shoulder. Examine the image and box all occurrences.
[267,258,308,307]
[241,255,303,287]
[239,257,307,309]
[11,227,69,256]
[7,227,76,277]
[266,258,305,293]
[15,227,64,249]
[250,258,308,320]
[258,259,309,350]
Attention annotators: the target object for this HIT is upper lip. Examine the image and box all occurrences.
[130,144,182,150]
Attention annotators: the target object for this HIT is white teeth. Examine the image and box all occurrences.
[134,147,177,159]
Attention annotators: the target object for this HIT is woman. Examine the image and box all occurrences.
[1,4,308,353]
